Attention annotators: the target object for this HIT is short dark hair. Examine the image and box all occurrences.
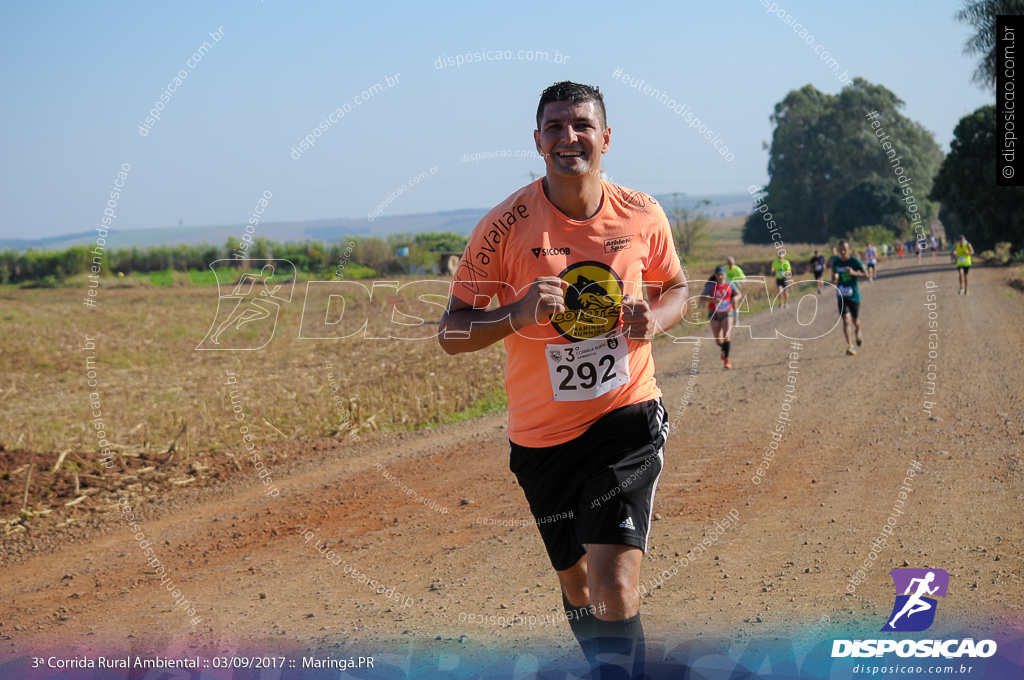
[536,81,606,130]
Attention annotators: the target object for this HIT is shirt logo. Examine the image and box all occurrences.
[604,236,633,253]
[881,568,949,632]
[614,185,648,208]
[549,261,623,342]
[532,247,571,258]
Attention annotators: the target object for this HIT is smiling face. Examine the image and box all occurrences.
[838,242,851,259]
[534,100,610,180]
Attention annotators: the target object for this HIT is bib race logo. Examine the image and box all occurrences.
[550,261,623,342]
[881,568,949,632]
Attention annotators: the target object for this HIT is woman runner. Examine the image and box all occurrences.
[701,265,744,369]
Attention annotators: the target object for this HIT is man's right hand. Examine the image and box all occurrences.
[512,276,569,330]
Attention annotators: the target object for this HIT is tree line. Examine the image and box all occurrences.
[746,2,1024,253]
[0,232,469,285]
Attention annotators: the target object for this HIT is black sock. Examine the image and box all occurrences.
[722,341,731,358]
[591,613,646,680]
[563,594,599,668]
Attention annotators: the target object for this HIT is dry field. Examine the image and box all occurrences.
[0,278,507,534]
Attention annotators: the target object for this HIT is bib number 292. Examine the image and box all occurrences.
[556,354,617,391]
[547,333,629,401]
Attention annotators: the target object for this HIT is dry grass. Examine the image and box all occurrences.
[0,280,506,461]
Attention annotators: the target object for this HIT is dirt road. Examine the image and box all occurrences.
[2,259,1022,676]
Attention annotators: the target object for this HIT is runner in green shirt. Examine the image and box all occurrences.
[725,256,746,324]
[771,252,793,308]
[830,240,868,356]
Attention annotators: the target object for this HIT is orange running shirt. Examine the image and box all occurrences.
[451,179,682,448]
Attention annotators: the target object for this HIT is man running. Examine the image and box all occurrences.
[701,266,743,369]
[864,243,878,282]
[771,252,793,308]
[831,240,867,356]
[888,572,940,628]
[809,249,826,294]
[954,235,974,295]
[724,256,746,323]
[439,81,688,679]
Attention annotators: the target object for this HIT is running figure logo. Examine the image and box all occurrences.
[196,259,295,351]
[881,568,949,632]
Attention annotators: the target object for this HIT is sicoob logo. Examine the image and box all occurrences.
[550,261,623,342]
[881,568,949,632]
[532,247,571,258]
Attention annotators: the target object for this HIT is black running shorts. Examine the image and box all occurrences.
[508,399,668,571]
[837,296,860,319]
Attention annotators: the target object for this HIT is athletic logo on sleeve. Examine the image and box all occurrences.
[550,261,623,342]
[881,568,949,632]
[604,236,633,253]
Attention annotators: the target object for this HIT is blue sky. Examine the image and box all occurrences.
[0,0,992,239]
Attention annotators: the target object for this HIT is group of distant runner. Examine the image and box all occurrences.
[878,235,947,262]
[699,234,976,365]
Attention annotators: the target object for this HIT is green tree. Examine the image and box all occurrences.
[353,237,394,275]
[834,178,907,237]
[850,225,897,249]
[930,105,1024,251]
[667,194,711,259]
[956,0,1024,90]
[411,231,468,253]
[745,79,943,244]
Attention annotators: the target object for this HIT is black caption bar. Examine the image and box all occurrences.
[997,15,1024,186]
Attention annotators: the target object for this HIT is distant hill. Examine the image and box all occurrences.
[651,191,753,219]
[3,192,756,252]
[0,212,490,252]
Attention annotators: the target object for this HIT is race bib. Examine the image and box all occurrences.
[838,285,854,297]
[835,266,849,274]
[814,265,823,272]
[957,256,967,264]
[546,332,629,401]
[715,297,731,313]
